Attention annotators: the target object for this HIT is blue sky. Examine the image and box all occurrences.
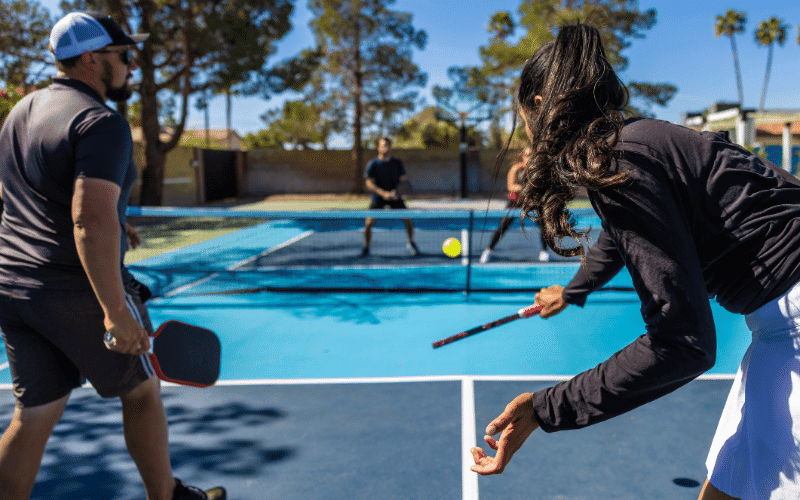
[37,0,800,142]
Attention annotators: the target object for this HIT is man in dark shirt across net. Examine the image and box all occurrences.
[0,12,224,500]
[360,136,420,257]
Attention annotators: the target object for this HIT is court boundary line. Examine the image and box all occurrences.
[0,373,736,388]
[462,378,479,500]
[162,231,314,297]
[190,373,736,386]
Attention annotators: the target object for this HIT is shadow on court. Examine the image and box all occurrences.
[12,389,294,500]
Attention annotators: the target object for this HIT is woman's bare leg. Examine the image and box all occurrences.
[698,479,740,500]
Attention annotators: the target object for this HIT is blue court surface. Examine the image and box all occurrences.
[0,209,749,499]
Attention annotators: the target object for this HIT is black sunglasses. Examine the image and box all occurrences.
[92,48,133,65]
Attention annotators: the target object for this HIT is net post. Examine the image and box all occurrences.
[465,210,474,295]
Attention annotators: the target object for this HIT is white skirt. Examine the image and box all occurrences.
[706,281,800,500]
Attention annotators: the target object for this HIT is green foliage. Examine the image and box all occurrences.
[755,17,788,47]
[243,128,285,150]
[437,0,669,147]
[742,143,768,159]
[0,86,34,128]
[0,0,53,88]
[714,10,747,38]
[258,99,324,150]
[627,82,678,118]
[420,122,459,149]
[198,0,296,98]
[391,106,485,149]
[307,0,428,137]
[57,0,299,205]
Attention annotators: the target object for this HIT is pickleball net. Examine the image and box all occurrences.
[125,206,629,297]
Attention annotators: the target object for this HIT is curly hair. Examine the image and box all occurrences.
[516,24,629,261]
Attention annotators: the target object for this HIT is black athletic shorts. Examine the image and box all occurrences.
[0,280,155,408]
[369,196,407,209]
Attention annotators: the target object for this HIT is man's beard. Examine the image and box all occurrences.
[101,61,133,102]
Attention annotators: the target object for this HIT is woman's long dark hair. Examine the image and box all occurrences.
[516,24,629,260]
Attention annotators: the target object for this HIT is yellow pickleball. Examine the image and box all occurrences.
[442,237,461,258]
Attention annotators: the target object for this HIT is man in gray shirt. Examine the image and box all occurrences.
[0,12,224,500]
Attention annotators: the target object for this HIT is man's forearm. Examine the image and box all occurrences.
[74,218,126,317]
[365,179,390,198]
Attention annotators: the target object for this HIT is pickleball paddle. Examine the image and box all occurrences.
[432,304,543,348]
[149,320,221,387]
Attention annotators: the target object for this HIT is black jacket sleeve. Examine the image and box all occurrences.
[562,230,625,307]
[530,154,717,432]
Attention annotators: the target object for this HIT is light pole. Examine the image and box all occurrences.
[458,113,468,199]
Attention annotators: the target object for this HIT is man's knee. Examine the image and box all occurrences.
[13,393,70,432]
[120,375,160,405]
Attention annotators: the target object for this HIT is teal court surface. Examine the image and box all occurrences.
[0,208,750,499]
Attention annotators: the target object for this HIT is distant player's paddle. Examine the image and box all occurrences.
[395,179,413,198]
[432,304,543,349]
[149,320,221,387]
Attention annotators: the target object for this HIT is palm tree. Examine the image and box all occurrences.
[714,10,747,106]
[755,17,788,111]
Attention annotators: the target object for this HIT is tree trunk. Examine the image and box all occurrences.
[760,44,773,111]
[139,146,166,206]
[136,0,164,206]
[730,36,744,106]
[350,0,364,194]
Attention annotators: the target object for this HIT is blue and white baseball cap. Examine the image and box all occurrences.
[50,12,149,61]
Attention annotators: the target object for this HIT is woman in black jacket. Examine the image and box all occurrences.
[470,23,800,500]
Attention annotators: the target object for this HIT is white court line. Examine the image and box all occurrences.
[203,373,735,385]
[229,230,314,269]
[461,228,469,266]
[162,231,313,298]
[253,263,465,271]
[462,378,480,500]
[0,372,736,388]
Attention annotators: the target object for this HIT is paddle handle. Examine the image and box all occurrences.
[432,304,542,348]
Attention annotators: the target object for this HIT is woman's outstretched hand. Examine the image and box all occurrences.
[470,392,540,475]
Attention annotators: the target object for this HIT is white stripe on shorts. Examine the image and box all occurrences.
[124,291,154,378]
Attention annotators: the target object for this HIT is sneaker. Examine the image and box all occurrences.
[480,249,492,264]
[359,247,370,257]
[172,478,226,500]
[538,250,550,262]
[407,241,420,256]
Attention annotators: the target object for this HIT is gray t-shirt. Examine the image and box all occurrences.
[0,77,137,289]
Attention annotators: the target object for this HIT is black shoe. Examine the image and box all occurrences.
[407,242,420,256]
[359,247,370,257]
[172,478,226,500]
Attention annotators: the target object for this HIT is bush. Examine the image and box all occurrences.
[0,87,33,129]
